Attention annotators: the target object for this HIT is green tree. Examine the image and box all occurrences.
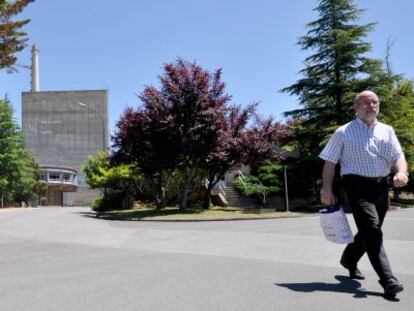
[12,151,44,204]
[281,0,385,147]
[83,151,143,194]
[281,0,385,199]
[379,77,414,193]
[234,160,283,204]
[83,151,144,211]
[0,98,41,206]
[0,0,34,72]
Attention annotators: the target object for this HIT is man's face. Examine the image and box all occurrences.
[353,92,380,122]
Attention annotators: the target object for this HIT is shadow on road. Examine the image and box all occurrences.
[276,275,398,301]
[73,211,100,219]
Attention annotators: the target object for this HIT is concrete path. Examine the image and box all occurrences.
[0,207,413,310]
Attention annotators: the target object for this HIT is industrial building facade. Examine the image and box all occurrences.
[22,90,108,206]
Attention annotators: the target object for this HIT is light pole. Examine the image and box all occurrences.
[77,102,106,151]
[284,165,289,212]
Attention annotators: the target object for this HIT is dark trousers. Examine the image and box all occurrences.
[342,174,395,283]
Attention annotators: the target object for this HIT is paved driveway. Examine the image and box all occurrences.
[0,207,413,311]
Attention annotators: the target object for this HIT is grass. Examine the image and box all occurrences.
[391,199,414,208]
[390,192,414,208]
[97,205,299,221]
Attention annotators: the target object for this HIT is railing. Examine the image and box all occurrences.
[236,170,266,204]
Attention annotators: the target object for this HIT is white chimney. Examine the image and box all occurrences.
[31,44,40,92]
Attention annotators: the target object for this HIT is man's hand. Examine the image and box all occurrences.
[393,172,409,188]
[320,188,335,206]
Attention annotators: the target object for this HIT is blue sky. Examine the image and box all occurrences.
[1,0,413,135]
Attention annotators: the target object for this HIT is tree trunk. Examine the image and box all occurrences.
[202,176,219,209]
[154,186,166,210]
[178,167,198,211]
[150,174,166,210]
[202,184,214,209]
[179,185,189,211]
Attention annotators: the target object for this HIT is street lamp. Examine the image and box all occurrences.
[284,165,289,213]
[77,102,106,151]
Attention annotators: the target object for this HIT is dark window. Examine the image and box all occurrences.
[63,173,71,182]
[49,173,60,181]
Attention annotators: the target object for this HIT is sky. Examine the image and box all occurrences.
[1,0,413,136]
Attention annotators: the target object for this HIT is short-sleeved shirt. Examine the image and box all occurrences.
[319,118,404,177]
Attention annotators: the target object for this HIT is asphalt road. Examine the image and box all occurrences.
[0,207,413,311]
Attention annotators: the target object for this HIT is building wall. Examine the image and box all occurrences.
[22,90,108,206]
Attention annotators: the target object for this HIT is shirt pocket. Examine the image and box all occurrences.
[375,138,392,159]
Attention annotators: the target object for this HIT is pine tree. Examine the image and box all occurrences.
[280,0,386,199]
[282,0,383,152]
[0,0,34,72]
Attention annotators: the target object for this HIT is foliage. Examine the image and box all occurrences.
[280,0,387,200]
[376,77,414,193]
[0,0,34,72]
[282,0,383,126]
[91,190,133,212]
[83,151,139,191]
[242,116,291,172]
[112,58,290,210]
[234,175,267,197]
[83,151,149,211]
[199,103,256,208]
[112,59,231,209]
[0,98,42,205]
[233,161,283,200]
[379,79,414,171]
[12,151,44,203]
[255,160,283,194]
[200,104,290,208]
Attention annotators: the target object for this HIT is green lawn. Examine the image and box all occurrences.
[97,206,299,221]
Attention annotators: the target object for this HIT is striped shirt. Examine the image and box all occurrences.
[319,118,404,177]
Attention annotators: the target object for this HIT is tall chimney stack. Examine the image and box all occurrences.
[31,44,40,92]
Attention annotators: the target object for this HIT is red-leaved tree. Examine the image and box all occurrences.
[242,115,291,172]
[200,103,256,209]
[112,58,291,210]
[112,59,231,209]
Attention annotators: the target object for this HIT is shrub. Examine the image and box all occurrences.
[92,190,134,212]
[234,175,267,197]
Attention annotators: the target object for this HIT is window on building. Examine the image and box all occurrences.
[63,173,71,182]
[49,172,60,181]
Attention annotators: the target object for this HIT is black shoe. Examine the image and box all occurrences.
[383,281,404,297]
[340,257,365,280]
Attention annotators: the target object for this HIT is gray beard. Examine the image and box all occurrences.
[357,111,378,122]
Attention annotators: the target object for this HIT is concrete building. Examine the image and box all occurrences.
[21,45,108,206]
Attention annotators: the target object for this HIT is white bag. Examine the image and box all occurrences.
[319,205,354,244]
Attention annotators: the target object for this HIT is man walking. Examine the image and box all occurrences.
[319,90,409,297]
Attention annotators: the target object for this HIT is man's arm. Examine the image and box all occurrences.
[320,161,336,205]
[393,157,409,188]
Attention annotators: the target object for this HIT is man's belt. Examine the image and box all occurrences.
[343,174,388,183]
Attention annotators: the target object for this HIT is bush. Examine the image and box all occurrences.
[234,175,267,197]
[92,190,134,212]
[233,161,282,198]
